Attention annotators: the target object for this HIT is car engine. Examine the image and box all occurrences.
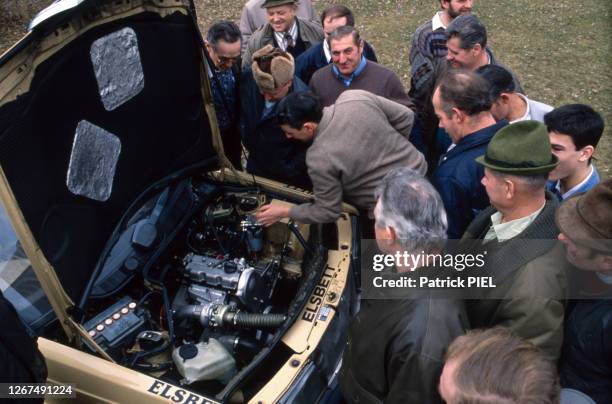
[81,178,322,391]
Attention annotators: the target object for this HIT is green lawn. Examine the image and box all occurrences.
[2,0,610,174]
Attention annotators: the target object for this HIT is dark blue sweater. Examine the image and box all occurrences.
[295,40,378,84]
[431,120,507,239]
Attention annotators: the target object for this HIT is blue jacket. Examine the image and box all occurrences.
[295,40,378,85]
[239,70,312,190]
[431,120,507,239]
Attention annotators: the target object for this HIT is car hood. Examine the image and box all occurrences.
[0,0,222,308]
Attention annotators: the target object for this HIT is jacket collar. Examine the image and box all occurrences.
[445,120,507,160]
[262,18,307,44]
[461,192,561,284]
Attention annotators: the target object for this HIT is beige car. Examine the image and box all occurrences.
[0,1,360,402]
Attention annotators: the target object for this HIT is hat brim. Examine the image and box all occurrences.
[556,193,612,253]
[261,0,296,8]
[475,154,559,175]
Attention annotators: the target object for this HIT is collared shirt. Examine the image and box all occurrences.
[431,11,447,31]
[484,203,546,242]
[323,39,332,62]
[332,55,367,87]
[551,165,600,200]
[597,272,612,285]
[273,20,298,52]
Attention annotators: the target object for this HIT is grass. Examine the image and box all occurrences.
[2,0,610,174]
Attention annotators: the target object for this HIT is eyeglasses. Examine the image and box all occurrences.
[216,55,240,65]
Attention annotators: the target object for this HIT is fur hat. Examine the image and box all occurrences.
[251,45,294,92]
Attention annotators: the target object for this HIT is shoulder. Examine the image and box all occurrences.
[364,61,403,83]
[310,64,334,85]
[296,42,323,62]
[393,297,467,356]
[413,19,434,41]
[243,0,261,12]
[518,242,569,289]
[292,76,309,92]
[364,60,394,75]
[527,97,554,118]
[249,24,272,45]
[297,18,323,34]
[335,89,378,105]
[463,206,497,238]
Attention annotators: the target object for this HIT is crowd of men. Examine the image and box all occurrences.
[204,0,609,403]
[3,1,609,403]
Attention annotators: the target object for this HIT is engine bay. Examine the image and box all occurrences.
[79,177,330,398]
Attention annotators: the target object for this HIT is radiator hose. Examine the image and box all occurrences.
[222,311,287,329]
[174,304,286,329]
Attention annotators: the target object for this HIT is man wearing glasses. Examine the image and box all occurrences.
[205,21,243,168]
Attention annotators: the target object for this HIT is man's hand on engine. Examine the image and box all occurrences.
[256,204,290,226]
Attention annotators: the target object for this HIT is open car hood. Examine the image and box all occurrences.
[0,0,225,322]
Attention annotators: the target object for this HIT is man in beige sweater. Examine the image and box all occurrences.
[256,90,427,225]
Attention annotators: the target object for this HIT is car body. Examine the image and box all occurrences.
[0,1,359,402]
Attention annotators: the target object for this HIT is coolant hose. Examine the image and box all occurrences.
[173,304,286,329]
[222,312,287,329]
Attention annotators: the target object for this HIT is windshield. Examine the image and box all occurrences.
[0,200,53,334]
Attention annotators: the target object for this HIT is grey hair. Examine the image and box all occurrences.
[374,168,448,252]
[491,170,549,192]
[446,14,487,49]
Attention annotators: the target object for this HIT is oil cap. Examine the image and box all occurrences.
[178,343,198,360]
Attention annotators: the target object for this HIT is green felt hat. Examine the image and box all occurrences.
[261,0,296,8]
[475,120,559,175]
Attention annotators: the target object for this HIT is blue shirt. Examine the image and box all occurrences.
[547,165,600,200]
[332,55,367,87]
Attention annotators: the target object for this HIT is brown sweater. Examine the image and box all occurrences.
[289,90,427,223]
[309,60,414,109]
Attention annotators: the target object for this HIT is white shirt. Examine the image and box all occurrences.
[323,39,332,62]
[484,203,546,242]
[273,21,298,52]
[431,11,447,31]
[510,93,532,123]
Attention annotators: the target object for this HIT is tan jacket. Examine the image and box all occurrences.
[289,90,426,223]
[242,18,323,68]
